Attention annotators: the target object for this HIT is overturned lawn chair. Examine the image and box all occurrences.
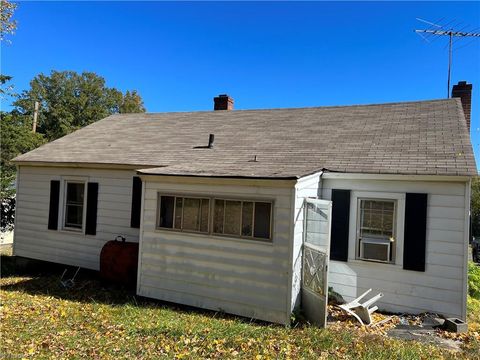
[338,289,384,325]
[60,267,81,289]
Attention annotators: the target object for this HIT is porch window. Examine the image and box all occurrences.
[158,195,210,233]
[64,182,86,230]
[357,199,396,263]
[213,199,272,240]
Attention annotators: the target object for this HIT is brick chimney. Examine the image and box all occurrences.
[214,94,234,111]
[452,81,472,130]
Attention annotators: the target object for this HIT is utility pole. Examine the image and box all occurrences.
[32,101,39,133]
[414,26,480,98]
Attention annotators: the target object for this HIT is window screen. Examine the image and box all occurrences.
[158,195,209,233]
[159,196,175,228]
[253,202,271,239]
[359,200,395,239]
[213,199,272,240]
[157,194,272,241]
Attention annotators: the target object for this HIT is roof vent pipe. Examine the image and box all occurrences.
[208,134,215,148]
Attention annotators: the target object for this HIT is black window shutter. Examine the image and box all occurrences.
[330,189,351,261]
[48,180,60,230]
[85,182,98,235]
[130,176,142,228]
[403,193,428,272]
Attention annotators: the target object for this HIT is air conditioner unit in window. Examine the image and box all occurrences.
[360,238,391,263]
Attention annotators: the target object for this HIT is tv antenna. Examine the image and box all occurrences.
[415,18,480,98]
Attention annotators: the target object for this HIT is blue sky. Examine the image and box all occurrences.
[2,1,480,166]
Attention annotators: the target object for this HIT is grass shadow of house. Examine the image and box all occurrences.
[0,253,279,328]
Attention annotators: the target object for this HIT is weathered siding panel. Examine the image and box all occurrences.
[137,179,294,324]
[14,166,139,270]
[319,178,468,319]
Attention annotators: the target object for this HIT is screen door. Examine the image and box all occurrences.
[302,198,332,327]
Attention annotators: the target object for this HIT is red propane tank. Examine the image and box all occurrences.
[100,236,139,288]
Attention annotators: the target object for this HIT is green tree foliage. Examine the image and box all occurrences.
[120,90,146,113]
[14,70,146,140]
[0,74,14,98]
[471,177,480,237]
[1,112,45,230]
[0,0,17,41]
[1,0,17,98]
[1,112,45,198]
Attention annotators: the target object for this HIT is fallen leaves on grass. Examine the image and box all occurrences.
[1,275,478,359]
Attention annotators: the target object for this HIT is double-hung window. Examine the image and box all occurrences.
[357,199,396,263]
[64,181,86,230]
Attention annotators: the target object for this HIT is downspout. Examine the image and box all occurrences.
[462,179,471,320]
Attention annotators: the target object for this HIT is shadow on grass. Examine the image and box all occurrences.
[0,254,280,328]
[1,254,140,305]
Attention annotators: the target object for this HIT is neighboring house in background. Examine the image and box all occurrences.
[12,81,476,325]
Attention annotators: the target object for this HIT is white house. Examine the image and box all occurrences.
[12,82,476,325]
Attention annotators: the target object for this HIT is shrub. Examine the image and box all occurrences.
[468,261,480,300]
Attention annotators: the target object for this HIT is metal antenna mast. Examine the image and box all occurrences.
[415,20,480,97]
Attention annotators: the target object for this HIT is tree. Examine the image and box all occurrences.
[0,112,45,197]
[0,0,17,42]
[120,90,146,113]
[471,177,480,238]
[0,74,14,99]
[1,111,45,230]
[1,0,17,99]
[14,71,146,140]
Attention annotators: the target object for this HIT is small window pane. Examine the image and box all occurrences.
[200,199,210,233]
[241,202,253,236]
[213,199,224,233]
[224,200,241,235]
[183,198,201,231]
[383,215,393,233]
[66,182,84,204]
[174,197,183,229]
[159,196,174,228]
[65,205,83,228]
[383,202,394,211]
[254,202,271,239]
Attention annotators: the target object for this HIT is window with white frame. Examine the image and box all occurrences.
[158,195,210,233]
[64,181,86,230]
[357,199,396,263]
[156,194,272,241]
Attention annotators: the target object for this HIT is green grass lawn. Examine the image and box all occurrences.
[1,254,479,359]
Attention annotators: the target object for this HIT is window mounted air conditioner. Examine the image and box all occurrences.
[359,237,391,263]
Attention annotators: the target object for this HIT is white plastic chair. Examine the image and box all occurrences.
[338,288,384,325]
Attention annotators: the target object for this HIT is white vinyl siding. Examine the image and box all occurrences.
[13,166,140,270]
[138,178,294,324]
[320,178,469,320]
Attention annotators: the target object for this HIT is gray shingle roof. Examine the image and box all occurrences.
[14,98,477,178]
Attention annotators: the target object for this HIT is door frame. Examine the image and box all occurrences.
[301,197,332,327]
